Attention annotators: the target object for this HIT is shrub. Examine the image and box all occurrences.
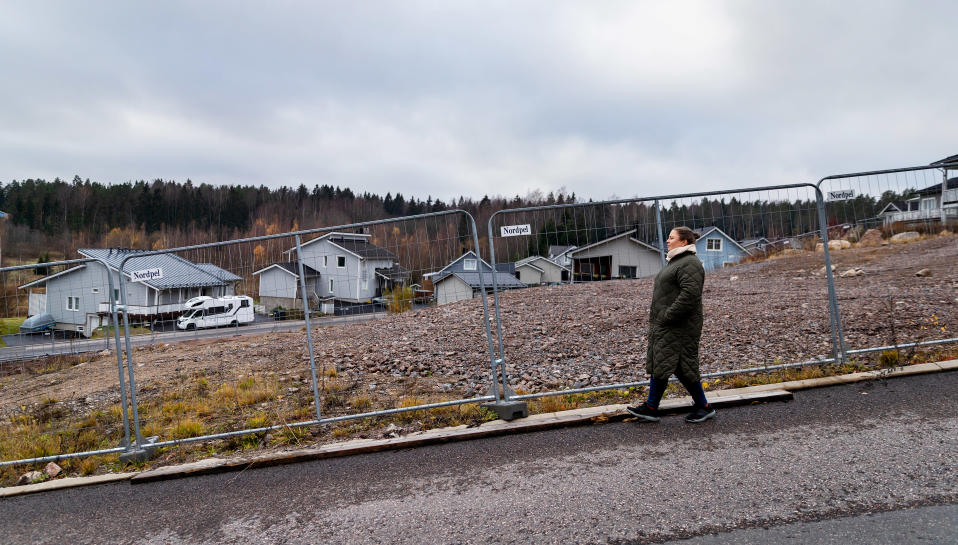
[384,286,414,314]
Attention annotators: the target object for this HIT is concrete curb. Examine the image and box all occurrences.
[0,473,133,498]
[4,359,956,496]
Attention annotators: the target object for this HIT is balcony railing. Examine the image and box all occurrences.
[97,302,186,315]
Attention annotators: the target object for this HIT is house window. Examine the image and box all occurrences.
[329,278,334,292]
[706,238,723,251]
[619,266,637,279]
[337,256,346,268]
[921,197,937,211]
[323,256,328,268]
[580,263,592,275]
[66,296,80,311]
[113,289,120,302]
[463,258,477,271]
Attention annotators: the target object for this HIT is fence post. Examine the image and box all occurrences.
[101,261,132,450]
[942,167,949,226]
[814,188,848,365]
[294,234,323,420]
[481,212,528,420]
[654,199,666,267]
[116,257,157,463]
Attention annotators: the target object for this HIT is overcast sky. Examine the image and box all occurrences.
[1,1,956,201]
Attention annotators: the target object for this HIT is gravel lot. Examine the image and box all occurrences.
[1,234,955,414]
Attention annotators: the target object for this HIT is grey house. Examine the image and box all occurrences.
[19,248,240,337]
[878,178,958,225]
[739,237,771,255]
[548,245,577,268]
[283,232,405,303]
[568,229,662,281]
[428,251,526,305]
[514,256,570,285]
[253,262,321,311]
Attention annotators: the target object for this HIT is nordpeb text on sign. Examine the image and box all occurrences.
[131,267,164,282]
[500,224,532,237]
[827,189,856,201]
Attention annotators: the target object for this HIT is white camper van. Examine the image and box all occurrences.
[176,296,254,330]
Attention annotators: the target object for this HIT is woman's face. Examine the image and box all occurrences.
[666,230,688,251]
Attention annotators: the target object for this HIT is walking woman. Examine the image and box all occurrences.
[628,226,715,423]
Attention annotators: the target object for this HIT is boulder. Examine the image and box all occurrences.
[16,471,44,486]
[44,462,62,478]
[832,240,852,250]
[817,265,836,275]
[858,229,884,247]
[839,268,865,278]
[915,268,933,277]
[890,231,921,243]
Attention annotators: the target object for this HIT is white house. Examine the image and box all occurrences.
[252,262,321,311]
[568,230,662,282]
[284,232,405,304]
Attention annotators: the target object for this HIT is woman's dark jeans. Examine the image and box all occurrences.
[646,375,709,409]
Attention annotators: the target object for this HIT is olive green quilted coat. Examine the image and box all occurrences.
[646,251,706,381]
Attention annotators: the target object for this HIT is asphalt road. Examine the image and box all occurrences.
[1,371,956,545]
[0,311,385,363]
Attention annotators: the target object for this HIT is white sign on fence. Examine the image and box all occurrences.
[827,189,856,201]
[131,267,164,283]
[500,224,532,237]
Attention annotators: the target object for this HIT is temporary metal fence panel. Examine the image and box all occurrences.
[1,210,501,473]
[817,163,958,361]
[0,256,134,476]
[486,184,842,399]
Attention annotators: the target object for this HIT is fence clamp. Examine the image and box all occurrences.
[482,359,528,421]
[113,304,126,314]
[119,435,158,464]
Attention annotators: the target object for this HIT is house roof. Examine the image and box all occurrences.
[878,201,907,215]
[930,154,958,168]
[516,262,544,273]
[569,229,659,256]
[253,262,320,278]
[290,232,397,260]
[548,245,576,258]
[915,177,958,196]
[739,237,770,247]
[697,227,749,254]
[433,271,526,290]
[330,236,398,260]
[77,248,240,290]
[432,251,494,276]
[516,255,569,272]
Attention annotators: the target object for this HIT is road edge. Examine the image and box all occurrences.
[3,359,955,496]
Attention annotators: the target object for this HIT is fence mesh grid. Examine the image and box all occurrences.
[487,186,836,394]
[0,211,499,477]
[817,166,958,358]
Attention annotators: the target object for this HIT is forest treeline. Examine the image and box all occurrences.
[0,175,912,263]
[0,176,577,260]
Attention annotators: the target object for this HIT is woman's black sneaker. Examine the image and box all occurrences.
[685,406,716,423]
[626,403,661,422]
